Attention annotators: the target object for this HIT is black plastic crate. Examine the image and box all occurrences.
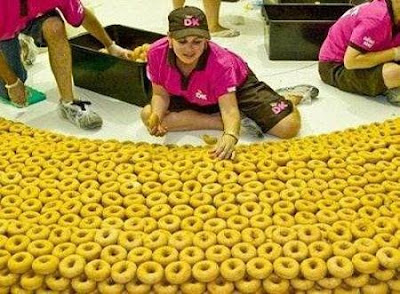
[69,25,164,107]
[263,3,352,60]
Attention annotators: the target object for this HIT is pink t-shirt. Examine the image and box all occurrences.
[319,0,400,62]
[147,37,249,106]
[0,0,84,41]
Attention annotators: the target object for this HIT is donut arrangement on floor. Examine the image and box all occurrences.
[0,117,400,293]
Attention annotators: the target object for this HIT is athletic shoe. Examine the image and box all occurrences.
[19,34,38,66]
[275,84,319,104]
[384,88,400,106]
[240,116,264,138]
[59,100,103,129]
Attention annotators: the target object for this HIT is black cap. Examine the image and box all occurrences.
[168,6,210,40]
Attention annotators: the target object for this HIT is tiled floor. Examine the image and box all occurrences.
[1,0,399,146]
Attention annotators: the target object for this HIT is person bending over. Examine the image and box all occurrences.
[0,0,131,129]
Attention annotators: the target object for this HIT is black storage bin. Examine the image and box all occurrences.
[69,25,164,107]
[263,3,352,60]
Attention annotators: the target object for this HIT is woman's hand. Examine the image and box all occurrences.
[210,133,238,160]
[6,79,27,107]
[147,113,168,137]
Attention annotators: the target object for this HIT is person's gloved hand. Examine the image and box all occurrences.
[209,132,238,160]
[5,78,27,107]
[107,41,131,59]
[394,47,400,61]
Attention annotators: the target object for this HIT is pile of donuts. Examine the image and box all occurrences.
[0,117,400,293]
[98,43,150,62]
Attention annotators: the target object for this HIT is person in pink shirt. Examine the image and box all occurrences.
[0,0,131,129]
[319,0,400,105]
[142,6,318,159]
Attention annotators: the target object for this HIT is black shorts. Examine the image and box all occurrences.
[22,10,61,47]
[168,71,293,132]
[318,61,387,97]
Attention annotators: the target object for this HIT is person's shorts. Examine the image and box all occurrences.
[318,61,387,97]
[22,10,61,47]
[168,71,293,133]
[236,71,293,133]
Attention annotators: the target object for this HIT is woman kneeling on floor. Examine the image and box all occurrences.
[141,6,318,159]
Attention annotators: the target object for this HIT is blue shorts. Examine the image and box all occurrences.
[0,11,60,98]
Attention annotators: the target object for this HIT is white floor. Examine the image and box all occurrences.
[1,0,399,146]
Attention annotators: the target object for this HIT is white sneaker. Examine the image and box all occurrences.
[275,84,319,104]
[240,117,264,138]
[59,100,103,129]
[384,88,400,106]
[19,34,38,66]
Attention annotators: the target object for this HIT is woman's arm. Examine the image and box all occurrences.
[147,83,170,136]
[211,92,240,159]
[80,7,130,58]
[343,45,398,69]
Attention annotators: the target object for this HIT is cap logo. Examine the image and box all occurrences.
[183,15,200,27]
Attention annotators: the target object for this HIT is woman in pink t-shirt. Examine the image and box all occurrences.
[319,0,400,105]
[142,6,318,159]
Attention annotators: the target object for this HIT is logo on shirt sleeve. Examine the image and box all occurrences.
[195,90,207,100]
[362,36,375,48]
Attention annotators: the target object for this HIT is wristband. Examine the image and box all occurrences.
[223,132,239,144]
[5,79,20,90]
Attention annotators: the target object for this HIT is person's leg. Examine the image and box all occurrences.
[172,0,185,9]
[237,71,299,139]
[203,0,239,36]
[141,104,223,132]
[41,16,74,102]
[0,38,27,98]
[267,108,301,139]
[382,62,400,89]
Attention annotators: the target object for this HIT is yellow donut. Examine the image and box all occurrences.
[100,245,127,265]
[220,258,245,282]
[8,251,34,274]
[308,241,332,260]
[137,261,164,285]
[71,273,97,293]
[76,241,102,261]
[32,255,59,275]
[205,244,231,263]
[84,259,111,282]
[299,257,328,281]
[58,254,86,279]
[168,230,194,251]
[273,256,300,279]
[190,192,213,208]
[19,270,44,291]
[179,246,205,266]
[207,276,235,294]
[376,247,400,269]
[262,273,290,294]
[326,256,353,279]
[152,246,179,267]
[351,252,379,274]
[110,260,136,284]
[164,261,191,285]
[52,242,76,260]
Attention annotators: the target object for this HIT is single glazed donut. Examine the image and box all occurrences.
[32,255,59,275]
[257,242,282,261]
[136,261,164,285]
[58,254,86,279]
[52,242,76,260]
[164,261,191,285]
[220,258,246,282]
[376,247,400,269]
[326,256,354,279]
[308,241,332,260]
[100,245,127,265]
[7,251,34,274]
[351,252,379,274]
[167,230,193,251]
[110,260,136,284]
[298,257,327,281]
[273,256,300,280]
[217,229,241,248]
[262,273,290,294]
[246,257,273,279]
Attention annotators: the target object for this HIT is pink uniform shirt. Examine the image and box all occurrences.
[147,37,249,106]
[0,0,84,41]
[319,0,400,62]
